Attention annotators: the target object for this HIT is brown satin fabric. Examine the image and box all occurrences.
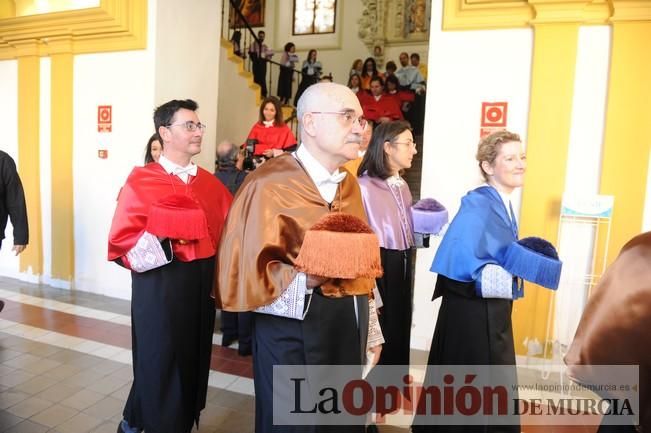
[216,153,374,312]
[565,231,651,430]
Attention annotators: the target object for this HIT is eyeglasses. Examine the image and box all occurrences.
[310,111,367,129]
[393,139,416,148]
[166,121,207,132]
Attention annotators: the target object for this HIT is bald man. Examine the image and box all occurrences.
[218,83,383,433]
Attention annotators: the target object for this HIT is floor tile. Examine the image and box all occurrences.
[84,376,129,396]
[43,364,83,381]
[0,370,35,388]
[11,375,59,395]
[36,384,83,403]
[81,396,122,421]
[90,421,119,433]
[5,396,53,418]
[53,412,102,433]
[59,389,105,411]
[0,409,24,431]
[28,404,78,428]
[0,389,30,410]
[3,419,50,433]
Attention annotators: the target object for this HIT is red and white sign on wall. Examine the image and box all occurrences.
[480,102,508,138]
[98,105,112,133]
[97,105,112,159]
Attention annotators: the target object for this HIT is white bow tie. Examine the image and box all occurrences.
[263,120,274,128]
[173,164,197,177]
[317,171,347,186]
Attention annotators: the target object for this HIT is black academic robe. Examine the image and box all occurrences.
[0,150,28,249]
[108,163,231,433]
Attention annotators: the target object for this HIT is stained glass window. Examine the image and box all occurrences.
[293,0,336,35]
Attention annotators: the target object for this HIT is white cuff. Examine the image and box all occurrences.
[366,297,385,351]
[125,231,173,273]
[477,264,513,299]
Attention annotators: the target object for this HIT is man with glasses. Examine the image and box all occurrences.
[218,83,384,433]
[108,99,232,433]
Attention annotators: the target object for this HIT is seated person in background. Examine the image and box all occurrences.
[348,73,362,93]
[144,133,162,164]
[245,96,297,166]
[214,140,252,356]
[384,60,398,78]
[362,76,404,124]
[350,58,363,77]
[385,74,416,115]
[396,51,426,93]
[360,57,383,90]
[411,52,428,81]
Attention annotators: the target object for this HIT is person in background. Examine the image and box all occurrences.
[362,76,404,124]
[385,74,415,117]
[357,121,417,431]
[343,121,373,177]
[214,140,252,356]
[277,42,298,105]
[108,99,232,433]
[245,96,297,167]
[230,30,244,58]
[412,130,526,433]
[360,56,383,90]
[411,52,428,81]
[248,30,274,97]
[144,133,162,164]
[384,61,398,78]
[0,150,28,256]
[395,52,426,134]
[293,48,322,105]
[350,58,363,77]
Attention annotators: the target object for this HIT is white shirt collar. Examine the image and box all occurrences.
[263,120,274,127]
[485,183,514,222]
[295,144,346,203]
[158,154,197,184]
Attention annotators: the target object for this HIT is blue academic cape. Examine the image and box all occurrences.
[431,185,518,285]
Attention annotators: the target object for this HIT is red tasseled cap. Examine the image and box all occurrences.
[146,194,209,241]
[294,213,383,279]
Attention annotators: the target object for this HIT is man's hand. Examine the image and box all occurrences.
[305,274,329,289]
[12,245,26,256]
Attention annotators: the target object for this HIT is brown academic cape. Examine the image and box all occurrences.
[216,153,374,311]
[565,231,651,430]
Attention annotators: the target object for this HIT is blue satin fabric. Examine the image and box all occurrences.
[431,185,518,285]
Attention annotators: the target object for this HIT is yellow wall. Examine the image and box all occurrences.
[1,0,146,281]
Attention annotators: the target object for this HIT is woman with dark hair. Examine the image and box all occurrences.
[361,56,383,90]
[293,49,322,105]
[277,42,298,105]
[357,121,417,420]
[144,133,162,164]
[245,96,297,166]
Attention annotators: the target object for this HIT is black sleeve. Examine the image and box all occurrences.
[2,155,28,245]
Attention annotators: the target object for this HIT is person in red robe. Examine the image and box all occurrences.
[245,96,297,168]
[108,99,232,433]
[362,76,404,125]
